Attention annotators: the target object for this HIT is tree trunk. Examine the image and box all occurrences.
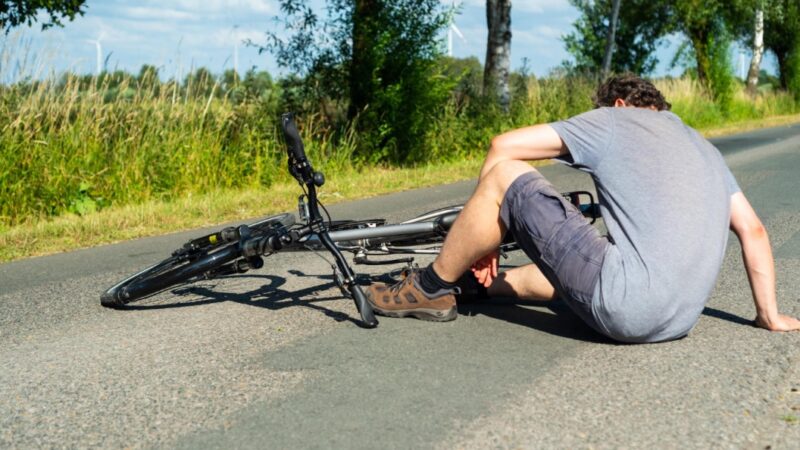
[746,8,765,96]
[601,0,622,79]
[775,50,789,90]
[484,0,512,112]
[349,0,382,120]
[688,27,711,87]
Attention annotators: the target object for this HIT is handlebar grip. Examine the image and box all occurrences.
[351,285,378,328]
[280,112,307,163]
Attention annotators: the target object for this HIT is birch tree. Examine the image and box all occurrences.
[745,5,764,95]
[484,0,512,112]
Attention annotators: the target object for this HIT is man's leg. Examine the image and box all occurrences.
[487,264,557,301]
[365,160,559,321]
[432,160,539,282]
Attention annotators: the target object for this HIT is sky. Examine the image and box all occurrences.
[0,0,772,82]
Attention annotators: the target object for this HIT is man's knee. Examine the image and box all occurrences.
[483,160,537,197]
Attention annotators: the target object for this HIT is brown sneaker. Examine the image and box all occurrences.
[366,270,458,321]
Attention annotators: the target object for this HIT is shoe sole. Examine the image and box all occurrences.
[371,306,457,322]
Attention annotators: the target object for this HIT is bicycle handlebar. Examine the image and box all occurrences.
[281,112,307,164]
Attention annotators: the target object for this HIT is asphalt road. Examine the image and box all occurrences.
[1,124,799,449]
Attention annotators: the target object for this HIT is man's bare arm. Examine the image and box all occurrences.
[479,124,566,180]
[729,192,800,331]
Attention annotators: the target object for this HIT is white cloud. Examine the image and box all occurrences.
[516,0,572,14]
[532,25,564,40]
[122,6,198,21]
[209,27,265,47]
[512,29,550,47]
[170,0,276,14]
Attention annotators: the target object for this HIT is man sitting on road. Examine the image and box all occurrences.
[365,74,800,343]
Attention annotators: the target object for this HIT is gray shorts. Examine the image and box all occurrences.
[499,171,609,333]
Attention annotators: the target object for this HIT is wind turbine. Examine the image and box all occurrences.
[232,24,240,77]
[447,1,466,57]
[738,50,746,80]
[86,38,102,75]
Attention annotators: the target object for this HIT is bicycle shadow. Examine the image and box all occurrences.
[121,268,606,341]
[121,272,369,327]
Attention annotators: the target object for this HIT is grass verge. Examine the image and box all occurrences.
[3,116,800,263]
[0,158,484,262]
[698,113,800,138]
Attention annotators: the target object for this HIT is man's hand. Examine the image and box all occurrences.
[471,250,500,288]
[755,314,800,332]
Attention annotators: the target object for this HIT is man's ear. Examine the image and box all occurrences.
[614,98,627,107]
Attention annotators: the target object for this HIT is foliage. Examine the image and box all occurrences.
[0,0,85,32]
[725,0,766,43]
[706,21,735,110]
[667,0,725,86]
[563,0,673,75]
[257,0,453,163]
[763,0,800,96]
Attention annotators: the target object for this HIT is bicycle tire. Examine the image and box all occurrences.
[100,213,295,307]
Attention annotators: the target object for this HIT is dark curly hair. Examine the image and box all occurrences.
[593,74,671,111]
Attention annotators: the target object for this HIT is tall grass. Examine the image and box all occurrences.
[0,75,359,226]
[655,77,800,129]
[1,71,798,228]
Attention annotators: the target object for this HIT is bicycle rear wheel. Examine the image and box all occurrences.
[100,213,295,307]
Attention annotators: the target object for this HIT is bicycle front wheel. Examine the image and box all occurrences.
[100,213,295,307]
[101,243,241,307]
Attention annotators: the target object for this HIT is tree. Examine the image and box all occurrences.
[563,0,673,76]
[0,0,86,33]
[746,5,765,95]
[763,0,800,95]
[183,67,216,99]
[137,64,160,90]
[259,0,452,162]
[667,0,737,87]
[726,0,769,95]
[484,0,511,111]
[601,0,621,79]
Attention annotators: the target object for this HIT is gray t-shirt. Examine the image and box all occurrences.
[550,107,740,343]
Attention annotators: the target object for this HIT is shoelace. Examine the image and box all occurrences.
[388,272,417,293]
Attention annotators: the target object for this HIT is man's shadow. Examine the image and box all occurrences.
[456,297,615,344]
[118,269,756,338]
